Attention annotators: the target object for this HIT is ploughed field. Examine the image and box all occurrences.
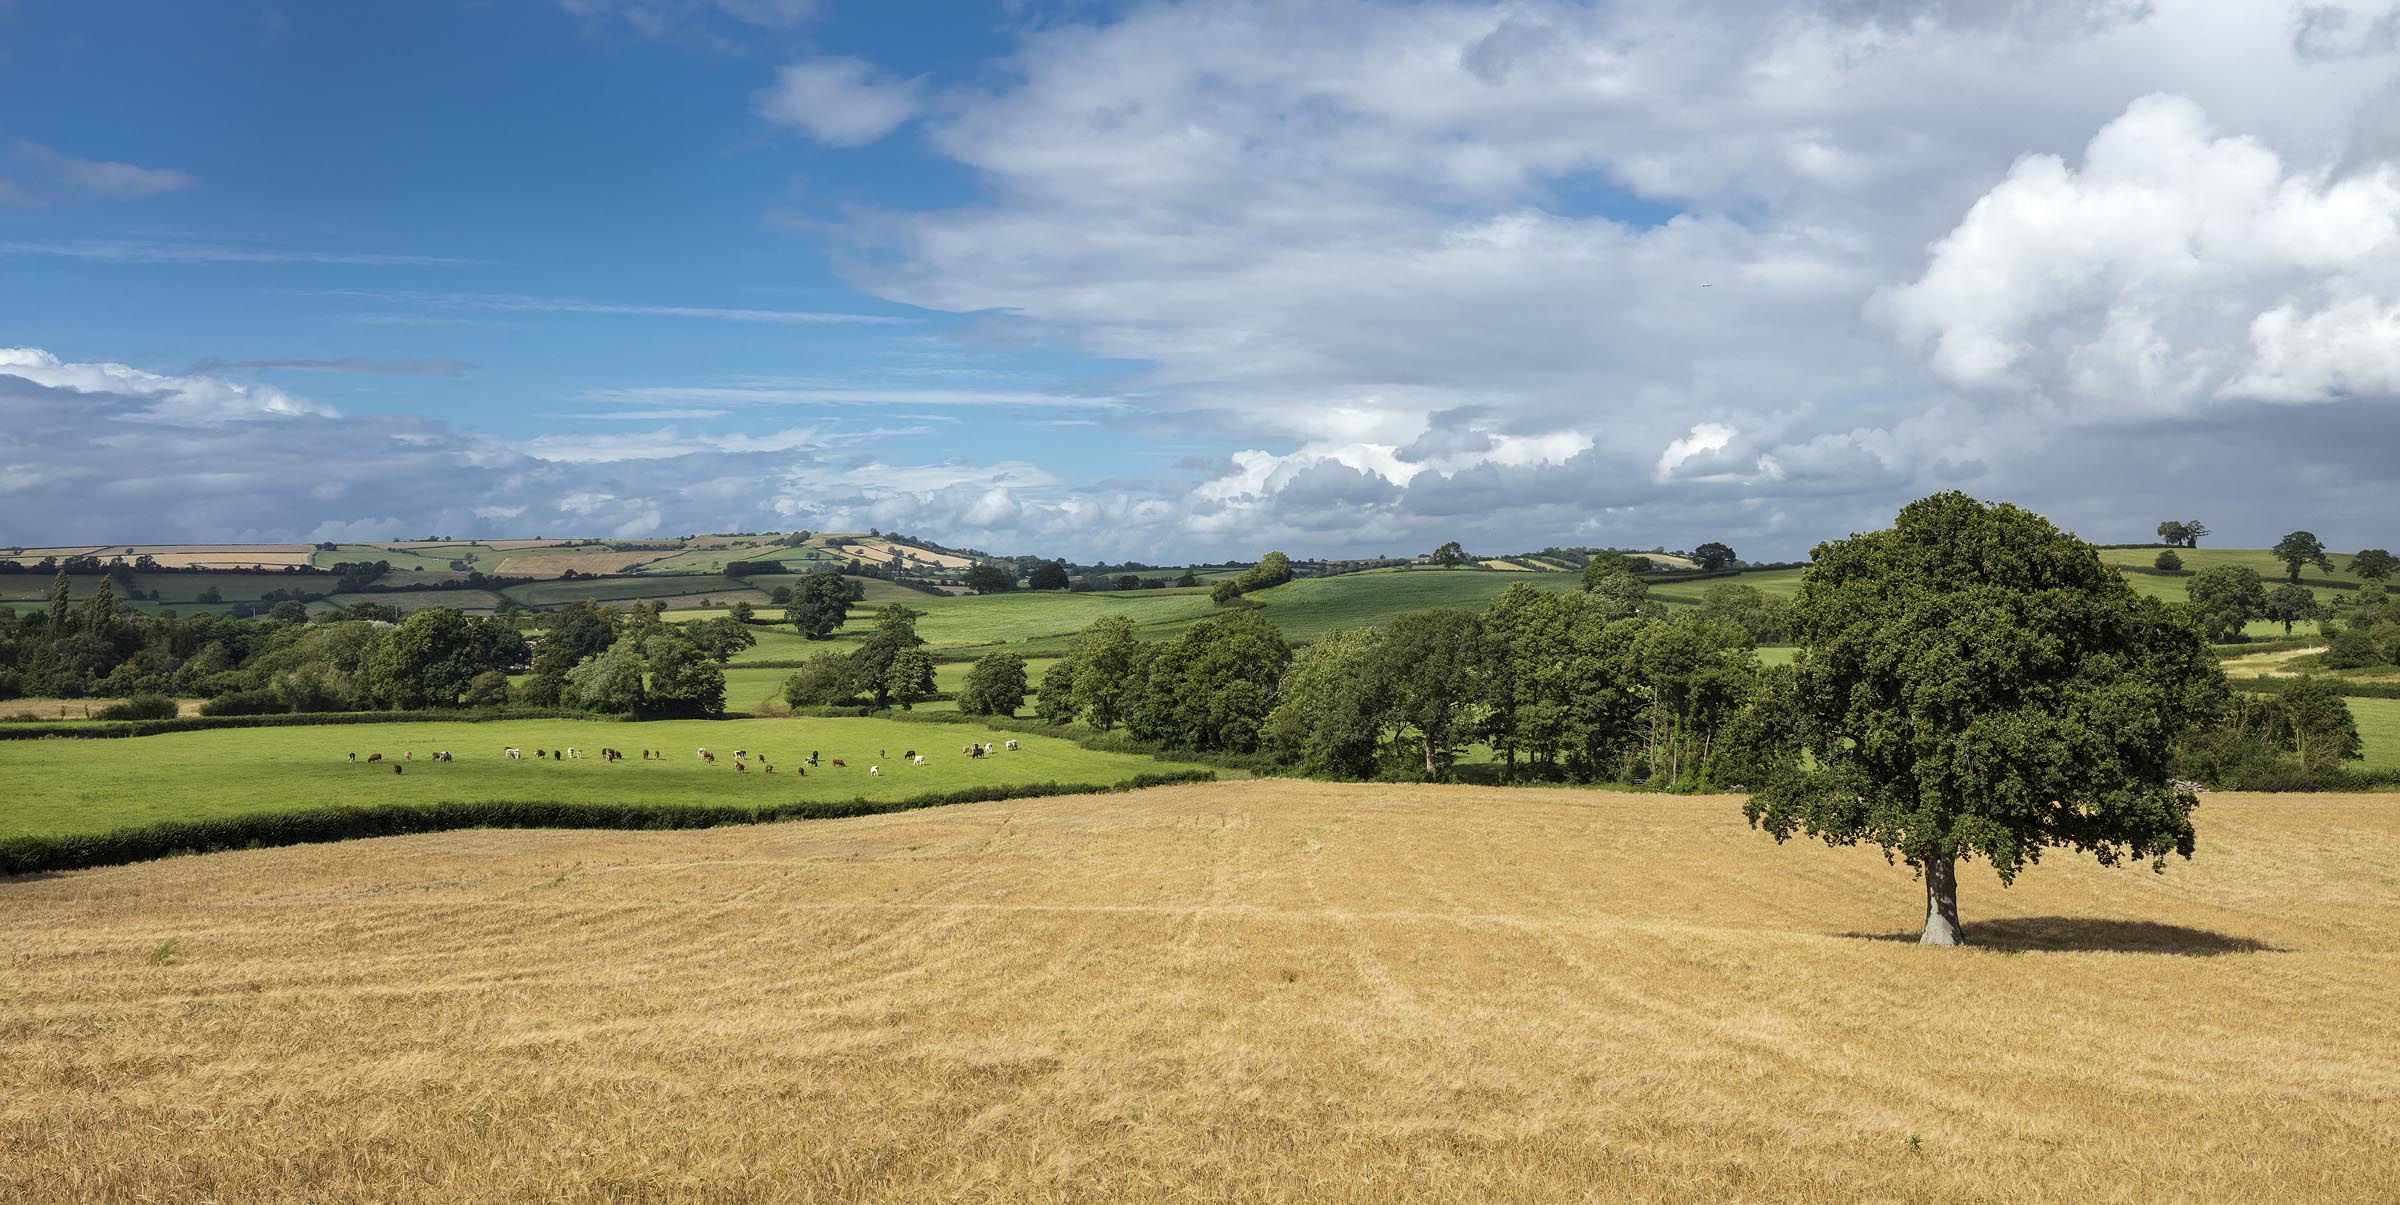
[3,781,2394,1202]
[0,717,1205,841]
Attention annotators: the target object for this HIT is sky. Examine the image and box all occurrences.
[4,0,2400,562]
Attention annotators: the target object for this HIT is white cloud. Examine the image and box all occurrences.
[1879,94,2400,413]
[3,142,197,205]
[756,57,924,146]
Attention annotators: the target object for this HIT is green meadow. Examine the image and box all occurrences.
[0,716,1209,842]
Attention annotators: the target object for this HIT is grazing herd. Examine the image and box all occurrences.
[348,736,1026,780]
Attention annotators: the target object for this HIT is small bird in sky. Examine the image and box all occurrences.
[1700,282,1713,287]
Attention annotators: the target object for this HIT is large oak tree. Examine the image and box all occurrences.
[1744,493,2226,946]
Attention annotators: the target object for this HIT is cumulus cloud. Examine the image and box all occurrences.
[756,57,924,146]
[1880,93,2400,413]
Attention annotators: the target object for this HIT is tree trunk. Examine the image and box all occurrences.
[1920,856,1964,946]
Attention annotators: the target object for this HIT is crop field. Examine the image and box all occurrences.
[492,550,682,577]
[0,716,1205,843]
[2,781,2392,1201]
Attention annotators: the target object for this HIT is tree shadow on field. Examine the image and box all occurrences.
[1844,917,2286,956]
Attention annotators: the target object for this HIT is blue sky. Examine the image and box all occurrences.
[5,1,2400,559]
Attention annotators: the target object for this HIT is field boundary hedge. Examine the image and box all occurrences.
[0,769,1217,877]
[0,708,601,741]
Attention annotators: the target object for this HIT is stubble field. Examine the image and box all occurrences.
[2,781,2393,1202]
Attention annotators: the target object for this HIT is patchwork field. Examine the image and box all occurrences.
[0,717,1206,842]
[1,781,2392,1202]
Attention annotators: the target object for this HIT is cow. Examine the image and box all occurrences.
[903,749,916,761]
[505,747,521,760]
[536,749,548,759]
[393,764,403,775]
[433,751,453,762]
[405,751,414,762]
[736,760,749,772]
[552,750,563,761]
[1004,739,1019,751]
[367,753,383,764]
[348,752,356,763]
[831,758,846,768]
[869,765,881,776]
[911,754,926,766]
[731,749,747,760]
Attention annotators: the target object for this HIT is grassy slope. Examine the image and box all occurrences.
[2349,696,2400,772]
[4,782,2394,1202]
[0,716,1206,841]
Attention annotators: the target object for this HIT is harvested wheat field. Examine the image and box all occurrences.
[3,782,2396,1202]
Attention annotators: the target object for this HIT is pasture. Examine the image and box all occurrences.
[2349,696,2400,772]
[0,717,1206,842]
[1,781,2392,1201]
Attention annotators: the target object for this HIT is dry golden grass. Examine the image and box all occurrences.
[3,782,2395,1202]
[0,696,205,721]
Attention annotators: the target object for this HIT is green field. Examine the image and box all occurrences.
[504,574,766,608]
[2347,696,2400,772]
[0,716,1209,841]
[2093,545,2377,589]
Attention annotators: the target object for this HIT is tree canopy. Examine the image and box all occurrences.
[1743,492,2227,946]
[2187,566,2266,643]
[2349,548,2396,581]
[1692,542,1737,571]
[2272,531,2335,583]
[785,571,854,640]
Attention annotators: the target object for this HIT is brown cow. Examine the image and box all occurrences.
[367,753,383,763]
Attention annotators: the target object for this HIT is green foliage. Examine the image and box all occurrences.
[2262,583,2324,637]
[2153,549,2182,572]
[1211,550,1296,605]
[94,693,178,722]
[1692,542,1737,571]
[845,605,928,710]
[1027,561,1071,591]
[958,652,1030,717]
[963,564,1017,594]
[566,640,649,714]
[2350,549,2397,581]
[2156,520,2188,546]
[1261,629,1387,778]
[785,571,854,640]
[2187,565,2267,642]
[1580,565,1648,618]
[1376,608,1486,779]
[1475,583,1643,781]
[2272,530,2334,583]
[1743,493,2228,937]
[1430,541,1468,567]
[641,630,727,719]
[1067,614,1141,730]
[200,689,289,717]
[1695,581,1787,644]
[1034,657,1080,725]
[1127,608,1293,753]
[780,651,854,709]
[680,615,757,663]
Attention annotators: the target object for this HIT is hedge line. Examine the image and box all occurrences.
[0,769,1217,877]
[2231,676,2400,700]
[0,708,602,741]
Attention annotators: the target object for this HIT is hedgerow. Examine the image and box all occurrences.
[0,770,1216,876]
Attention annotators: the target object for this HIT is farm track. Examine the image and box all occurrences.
[3,781,2395,1202]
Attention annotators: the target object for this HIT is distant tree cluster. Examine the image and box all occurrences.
[779,606,937,711]
[1209,551,1295,605]
[2154,520,2209,548]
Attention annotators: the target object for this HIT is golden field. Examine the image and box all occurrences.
[2,781,2395,1203]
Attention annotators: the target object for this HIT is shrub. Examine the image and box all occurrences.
[200,689,290,717]
[2154,550,2183,572]
[95,694,179,721]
